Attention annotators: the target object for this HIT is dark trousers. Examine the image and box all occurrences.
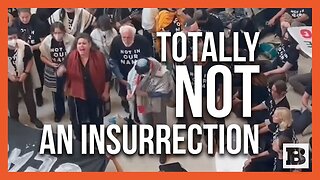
[259,59,278,72]
[288,73,312,95]
[253,8,282,38]
[68,96,104,141]
[252,8,281,29]
[34,50,45,96]
[8,76,37,120]
[292,109,312,134]
[52,77,65,119]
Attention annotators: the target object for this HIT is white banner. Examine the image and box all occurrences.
[288,26,312,58]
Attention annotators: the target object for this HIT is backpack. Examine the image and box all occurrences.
[259,42,279,60]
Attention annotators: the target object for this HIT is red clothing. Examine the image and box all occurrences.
[66,49,106,100]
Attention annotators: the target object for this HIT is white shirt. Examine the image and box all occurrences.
[142,8,159,31]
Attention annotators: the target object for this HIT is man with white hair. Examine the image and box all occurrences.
[109,24,152,114]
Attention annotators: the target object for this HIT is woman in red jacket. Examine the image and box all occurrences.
[57,33,111,141]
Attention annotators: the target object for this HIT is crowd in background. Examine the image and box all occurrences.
[8,8,312,170]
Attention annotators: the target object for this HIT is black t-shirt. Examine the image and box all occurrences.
[267,126,295,155]
[200,15,224,54]
[273,158,282,172]
[275,127,296,152]
[36,8,58,22]
[252,86,269,105]
[167,16,182,34]
[66,12,75,31]
[287,8,312,26]
[268,123,278,135]
[89,8,104,19]
[102,8,128,22]
[275,44,299,71]
[268,125,295,153]
[273,158,290,172]
[50,38,67,64]
[269,125,295,140]
[239,85,269,106]
[14,15,47,46]
[82,62,98,101]
[35,8,58,34]
[199,14,224,34]
[8,45,33,76]
[109,34,152,78]
[264,96,290,122]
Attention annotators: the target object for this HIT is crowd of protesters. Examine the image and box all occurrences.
[8,8,312,170]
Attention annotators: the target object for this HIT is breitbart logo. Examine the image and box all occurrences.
[283,143,309,169]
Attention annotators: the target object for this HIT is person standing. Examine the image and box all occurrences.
[109,25,152,114]
[48,8,96,36]
[8,27,44,129]
[39,22,74,122]
[90,15,118,60]
[127,57,175,164]
[57,33,111,141]
[13,8,48,106]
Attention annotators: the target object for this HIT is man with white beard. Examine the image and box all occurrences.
[109,25,152,122]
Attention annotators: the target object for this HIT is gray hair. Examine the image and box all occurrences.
[119,25,136,36]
